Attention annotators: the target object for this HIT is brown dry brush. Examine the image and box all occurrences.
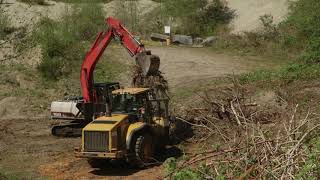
[131,65,169,98]
[172,79,320,179]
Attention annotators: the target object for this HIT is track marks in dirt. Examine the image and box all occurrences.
[39,156,163,180]
[0,118,163,179]
[150,47,277,88]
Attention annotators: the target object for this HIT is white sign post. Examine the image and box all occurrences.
[164,26,171,46]
[164,26,171,35]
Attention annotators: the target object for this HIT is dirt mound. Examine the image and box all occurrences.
[102,0,158,17]
[0,97,25,119]
[2,0,70,29]
[227,0,290,33]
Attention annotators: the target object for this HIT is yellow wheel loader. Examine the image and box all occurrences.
[75,87,170,167]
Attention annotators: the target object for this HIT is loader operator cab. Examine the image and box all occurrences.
[111,88,151,122]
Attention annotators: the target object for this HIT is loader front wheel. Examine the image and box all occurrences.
[129,133,154,168]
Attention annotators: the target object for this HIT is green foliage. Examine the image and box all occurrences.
[0,171,20,180]
[35,3,104,80]
[94,57,127,83]
[0,8,13,40]
[173,169,200,180]
[197,0,235,35]
[240,63,320,84]
[284,0,320,39]
[18,0,48,5]
[295,139,320,179]
[164,157,202,180]
[164,157,177,176]
[300,36,320,63]
[114,0,140,33]
[161,0,235,36]
[236,0,320,83]
[0,167,44,180]
[52,0,112,3]
[282,0,320,63]
[212,14,292,58]
[18,0,112,4]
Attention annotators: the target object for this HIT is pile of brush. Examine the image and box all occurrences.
[170,79,320,179]
[132,65,169,99]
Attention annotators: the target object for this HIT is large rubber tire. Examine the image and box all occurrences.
[128,134,154,168]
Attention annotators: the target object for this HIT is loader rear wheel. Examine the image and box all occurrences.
[129,134,154,168]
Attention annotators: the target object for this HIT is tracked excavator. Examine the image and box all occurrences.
[51,17,170,166]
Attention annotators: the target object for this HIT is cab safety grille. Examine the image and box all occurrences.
[84,131,109,152]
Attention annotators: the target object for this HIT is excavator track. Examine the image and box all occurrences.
[51,122,88,137]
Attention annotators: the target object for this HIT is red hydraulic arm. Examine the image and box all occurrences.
[80,17,146,104]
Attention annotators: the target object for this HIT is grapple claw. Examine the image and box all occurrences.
[135,51,160,76]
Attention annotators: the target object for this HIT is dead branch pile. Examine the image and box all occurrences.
[174,79,283,142]
[171,79,320,179]
[182,78,282,126]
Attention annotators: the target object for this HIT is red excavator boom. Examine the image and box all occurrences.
[80,17,160,119]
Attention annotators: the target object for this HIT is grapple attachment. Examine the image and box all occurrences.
[135,51,160,76]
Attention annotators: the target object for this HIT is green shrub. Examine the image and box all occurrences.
[240,62,320,85]
[164,157,177,177]
[296,139,320,179]
[18,0,113,4]
[35,3,104,80]
[164,157,201,180]
[173,169,200,180]
[300,36,320,64]
[0,8,12,40]
[94,57,127,83]
[234,0,320,83]
[282,0,320,64]
[18,0,48,5]
[197,0,235,35]
[160,0,235,36]
[284,0,320,39]
[52,0,112,3]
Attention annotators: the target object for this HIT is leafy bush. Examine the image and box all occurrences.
[284,0,320,40]
[35,3,104,80]
[240,62,320,85]
[282,0,320,63]
[296,138,320,179]
[0,8,13,40]
[197,0,235,35]
[52,0,112,3]
[94,56,127,83]
[164,158,201,180]
[18,0,48,5]
[18,0,112,4]
[161,0,235,36]
[239,0,320,83]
